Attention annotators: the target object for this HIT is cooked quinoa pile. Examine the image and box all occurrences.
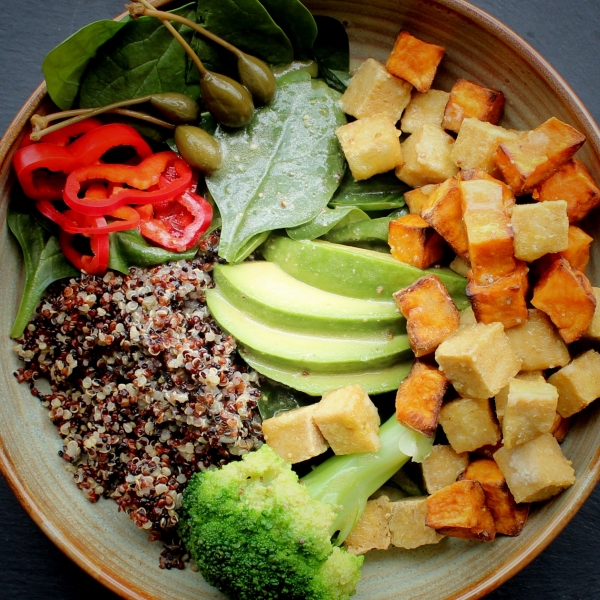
[14,246,263,569]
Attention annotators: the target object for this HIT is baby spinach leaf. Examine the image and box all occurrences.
[286,206,368,241]
[313,15,349,72]
[329,170,409,211]
[206,71,346,263]
[319,66,350,94]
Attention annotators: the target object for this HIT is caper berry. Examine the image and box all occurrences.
[237,53,276,105]
[201,72,255,128]
[174,125,222,174]
[149,93,200,124]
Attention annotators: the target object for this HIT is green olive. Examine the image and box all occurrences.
[174,125,222,174]
[149,93,199,124]
[201,71,255,128]
[237,53,276,105]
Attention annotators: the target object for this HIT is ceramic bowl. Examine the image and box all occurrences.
[1,1,599,599]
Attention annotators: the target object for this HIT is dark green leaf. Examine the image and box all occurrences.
[286,206,368,241]
[257,378,314,420]
[319,66,350,93]
[313,15,349,72]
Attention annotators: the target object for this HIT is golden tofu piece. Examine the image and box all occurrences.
[548,350,600,418]
[401,89,450,133]
[435,322,521,399]
[421,444,469,494]
[533,224,593,276]
[388,214,445,269]
[439,397,501,454]
[386,31,445,93]
[404,183,439,215]
[451,255,471,278]
[314,384,381,455]
[493,117,586,195]
[585,288,600,340]
[393,274,460,357]
[389,497,445,548]
[495,371,546,425]
[442,78,505,133]
[494,433,576,503]
[505,308,570,371]
[459,167,516,215]
[550,412,571,443]
[396,124,458,188]
[335,112,402,181]
[263,404,328,463]
[459,305,477,328]
[344,495,391,555]
[339,58,413,121]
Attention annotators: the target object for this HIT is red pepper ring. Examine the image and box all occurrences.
[19,118,103,149]
[58,210,109,275]
[63,151,193,216]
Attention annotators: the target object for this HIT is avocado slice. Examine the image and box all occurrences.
[260,235,469,307]
[213,261,404,336]
[206,287,411,373]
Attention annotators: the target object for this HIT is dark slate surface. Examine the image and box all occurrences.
[0,1,599,598]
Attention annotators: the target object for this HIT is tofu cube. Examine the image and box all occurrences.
[495,371,546,425]
[534,225,593,275]
[435,322,521,399]
[548,350,600,418]
[493,117,586,195]
[460,166,516,215]
[313,384,380,454]
[389,497,444,548]
[262,404,328,463]
[386,31,445,93]
[494,433,576,503]
[459,305,477,328]
[442,78,505,133]
[585,288,600,340]
[335,112,402,181]
[512,200,569,262]
[388,214,445,269]
[550,412,571,443]
[451,255,471,278]
[396,124,458,188]
[404,183,440,215]
[344,496,391,555]
[439,397,501,453]
[339,58,413,121]
[421,444,470,494]
[401,89,450,133]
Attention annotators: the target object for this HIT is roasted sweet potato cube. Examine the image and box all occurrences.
[531,258,596,343]
[388,214,445,269]
[426,480,496,541]
[493,117,586,195]
[550,412,570,443]
[459,459,528,536]
[386,31,445,93]
[421,177,469,259]
[533,158,600,223]
[459,167,516,214]
[401,89,450,134]
[534,225,593,276]
[586,288,600,340]
[466,262,529,329]
[404,184,439,215]
[395,360,450,437]
[442,79,505,133]
[393,274,460,357]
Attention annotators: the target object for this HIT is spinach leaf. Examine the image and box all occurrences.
[79,5,200,108]
[257,379,314,420]
[313,15,349,72]
[319,66,350,94]
[286,206,368,241]
[43,20,127,110]
[8,207,78,339]
[206,71,346,263]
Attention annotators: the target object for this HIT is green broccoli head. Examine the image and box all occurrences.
[180,444,363,600]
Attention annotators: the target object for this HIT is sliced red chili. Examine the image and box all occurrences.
[59,210,109,275]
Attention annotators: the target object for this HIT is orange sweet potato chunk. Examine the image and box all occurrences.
[393,274,460,357]
[395,359,450,437]
[459,167,516,214]
[388,214,445,269]
[533,159,600,223]
[404,184,440,215]
[534,225,593,276]
[386,30,445,93]
[442,78,505,133]
[531,257,596,343]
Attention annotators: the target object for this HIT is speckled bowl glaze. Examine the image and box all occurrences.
[1,1,599,599]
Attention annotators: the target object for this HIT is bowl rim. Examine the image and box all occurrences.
[1,1,599,599]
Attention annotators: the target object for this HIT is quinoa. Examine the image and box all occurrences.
[13,243,263,569]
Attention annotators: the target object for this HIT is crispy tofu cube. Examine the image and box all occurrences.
[401,89,450,133]
[459,305,477,328]
[531,258,596,344]
[439,397,501,453]
[386,31,445,93]
[494,433,575,503]
[421,177,469,259]
[459,459,528,536]
[389,497,444,548]
[533,158,600,223]
[344,495,391,555]
[495,371,546,425]
[314,384,380,455]
[404,183,440,215]
[452,118,523,175]
[550,412,570,443]
[586,288,600,340]
[459,167,516,214]
[395,360,450,437]
[466,263,529,330]
[335,112,402,181]
[451,255,471,278]
[396,124,458,188]
[393,274,460,357]
[339,58,413,121]
[388,214,445,269]
[421,444,469,494]
[502,379,559,449]
[505,308,570,371]
[442,79,505,133]
[493,117,586,195]
[548,350,600,418]
[435,322,521,399]
[426,480,496,541]
[262,404,328,463]
[534,225,593,275]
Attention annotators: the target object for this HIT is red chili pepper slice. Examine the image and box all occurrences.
[59,210,109,275]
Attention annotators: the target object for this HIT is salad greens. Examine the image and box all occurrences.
[312,15,351,93]
[286,206,368,241]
